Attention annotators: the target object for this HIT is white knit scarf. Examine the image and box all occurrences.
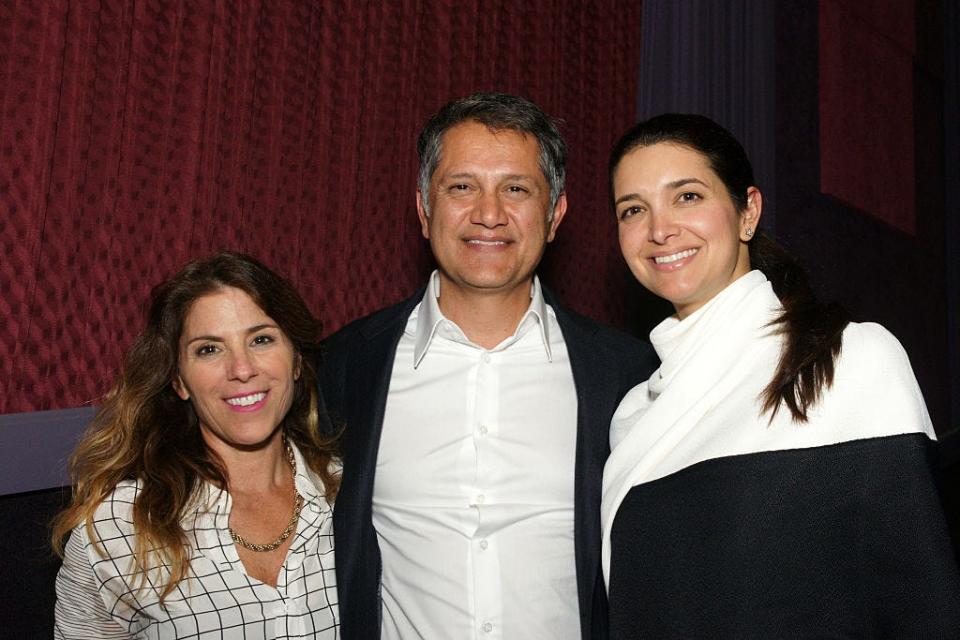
[600,270,783,583]
[600,269,936,587]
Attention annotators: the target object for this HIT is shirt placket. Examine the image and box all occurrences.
[275,531,301,638]
[211,487,300,639]
[471,348,502,639]
[276,477,326,638]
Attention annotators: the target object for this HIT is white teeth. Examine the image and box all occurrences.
[467,239,507,245]
[226,392,266,407]
[654,248,698,264]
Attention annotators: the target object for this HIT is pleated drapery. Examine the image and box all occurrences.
[1,0,642,413]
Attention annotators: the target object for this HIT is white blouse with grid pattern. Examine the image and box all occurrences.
[54,445,338,639]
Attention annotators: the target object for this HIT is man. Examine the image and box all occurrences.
[321,93,657,639]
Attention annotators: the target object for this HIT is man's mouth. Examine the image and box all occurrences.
[466,239,509,245]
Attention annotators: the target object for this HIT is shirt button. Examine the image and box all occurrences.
[478,425,488,435]
[479,539,488,550]
[482,353,491,364]
[476,494,486,504]
[482,622,493,633]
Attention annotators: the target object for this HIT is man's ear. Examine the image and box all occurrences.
[546,192,568,242]
[416,190,430,240]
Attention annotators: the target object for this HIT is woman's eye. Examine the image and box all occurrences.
[195,344,219,357]
[619,205,644,220]
[678,192,702,203]
[252,334,275,346]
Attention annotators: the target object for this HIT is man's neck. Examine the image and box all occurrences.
[436,278,534,350]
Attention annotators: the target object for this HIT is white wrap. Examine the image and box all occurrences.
[601,270,935,585]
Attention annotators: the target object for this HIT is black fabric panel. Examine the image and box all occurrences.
[609,433,960,639]
[0,487,70,638]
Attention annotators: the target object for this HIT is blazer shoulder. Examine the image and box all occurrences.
[550,298,658,382]
[552,299,654,353]
[323,288,424,352]
[593,321,658,378]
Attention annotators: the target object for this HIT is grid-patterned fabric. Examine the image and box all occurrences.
[54,446,338,639]
[0,1,642,414]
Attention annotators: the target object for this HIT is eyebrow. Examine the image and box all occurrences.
[183,324,278,346]
[440,172,536,182]
[666,177,708,190]
[614,177,709,206]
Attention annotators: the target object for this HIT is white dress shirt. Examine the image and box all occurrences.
[374,272,580,639]
[54,444,338,639]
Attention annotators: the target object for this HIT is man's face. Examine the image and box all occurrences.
[417,121,566,299]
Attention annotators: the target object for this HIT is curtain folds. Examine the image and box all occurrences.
[0,0,642,413]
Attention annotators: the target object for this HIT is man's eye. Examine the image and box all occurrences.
[449,184,470,191]
[506,185,528,193]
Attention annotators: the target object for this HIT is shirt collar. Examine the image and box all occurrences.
[413,270,553,368]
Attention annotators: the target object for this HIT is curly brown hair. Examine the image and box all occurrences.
[52,251,340,600]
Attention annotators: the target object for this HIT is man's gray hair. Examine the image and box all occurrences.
[416,93,566,217]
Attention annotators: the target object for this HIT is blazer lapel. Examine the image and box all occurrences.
[548,291,619,638]
[341,290,424,521]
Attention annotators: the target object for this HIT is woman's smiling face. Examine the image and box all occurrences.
[613,142,761,318]
[173,286,299,453]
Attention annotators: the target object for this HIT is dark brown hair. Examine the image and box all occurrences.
[610,113,850,422]
[52,251,339,599]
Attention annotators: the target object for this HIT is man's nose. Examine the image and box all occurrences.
[472,189,508,228]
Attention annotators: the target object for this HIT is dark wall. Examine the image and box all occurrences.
[775,0,959,558]
[775,1,954,440]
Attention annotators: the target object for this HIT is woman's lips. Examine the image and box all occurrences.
[649,247,698,271]
[224,390,268,412]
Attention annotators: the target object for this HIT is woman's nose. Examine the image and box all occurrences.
[647,208,679,244]
[227,350,256,381]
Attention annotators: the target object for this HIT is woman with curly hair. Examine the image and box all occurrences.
[52,251,340,639]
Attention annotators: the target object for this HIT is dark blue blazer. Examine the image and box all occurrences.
[320,285,657,639]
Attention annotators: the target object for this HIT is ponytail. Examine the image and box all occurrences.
[749,233,850,422]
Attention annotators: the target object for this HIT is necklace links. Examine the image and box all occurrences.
[228,442,304,553]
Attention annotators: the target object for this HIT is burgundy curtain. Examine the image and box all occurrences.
[1,0,642,413]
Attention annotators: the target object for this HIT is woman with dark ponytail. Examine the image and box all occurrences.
[601,113,960,638]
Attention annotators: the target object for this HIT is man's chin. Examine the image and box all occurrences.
[439,270,535,296]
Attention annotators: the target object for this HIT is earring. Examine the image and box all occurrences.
[745,228,754,237]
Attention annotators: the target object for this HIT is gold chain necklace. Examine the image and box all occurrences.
[228,442,304,553]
